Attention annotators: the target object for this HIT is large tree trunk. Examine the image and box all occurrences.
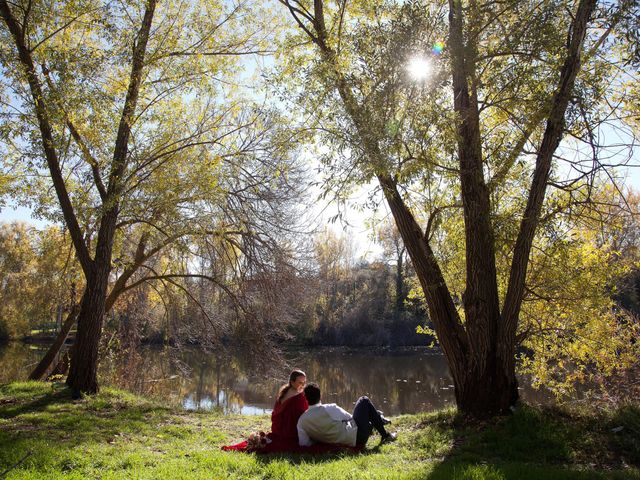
[446,0,517,415]
[64,0,157,394]
[31,234,150,383]
[2,0,156,394]
[455,363,518,416]
[66,262,112,393]
[441,0,595,416]
[379,173,516,416]
[499,0,597,395]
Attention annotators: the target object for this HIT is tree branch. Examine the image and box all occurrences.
[502,0,598,341]
[277,0,320,45]
[0,0,92,276]
[29,6,104,53]
[40,63,107,201]
[107,0,157,200]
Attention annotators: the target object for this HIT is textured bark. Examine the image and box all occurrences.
[0,0,158,394]
[66,264,111,392]
[447,0,516,415]
[325,45,472,389]
[377,175,516,414]
[494,0,597,405]
[501,0,598,355]
[30,233,149,382]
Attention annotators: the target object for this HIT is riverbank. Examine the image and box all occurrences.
[1,382,639,479]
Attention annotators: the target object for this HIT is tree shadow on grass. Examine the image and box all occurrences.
[0,383,174,472]
[0,385,75,420]
[421,404,640,480]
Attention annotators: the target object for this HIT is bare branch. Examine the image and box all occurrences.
[277,0,319,45]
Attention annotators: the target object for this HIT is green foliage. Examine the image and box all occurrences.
[516,187,640,396]
[0,222,81,339]
[1,0,312,357]
[621,78,640,134]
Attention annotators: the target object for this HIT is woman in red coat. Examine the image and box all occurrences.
[222,370,308,452]
[269,369,308,445]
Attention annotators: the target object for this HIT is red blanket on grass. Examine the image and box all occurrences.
[221,393,362,454]
[222,439,362,455]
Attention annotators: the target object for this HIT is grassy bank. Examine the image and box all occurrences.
[1,382,639,479]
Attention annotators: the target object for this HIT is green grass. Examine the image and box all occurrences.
[1,382,639,479]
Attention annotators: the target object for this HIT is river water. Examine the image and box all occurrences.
[0,342,551,415]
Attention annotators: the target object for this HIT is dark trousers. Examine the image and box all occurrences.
[352,396,388,446]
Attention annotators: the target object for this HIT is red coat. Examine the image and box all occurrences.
[221,392,308,452]
[269,392,309,444]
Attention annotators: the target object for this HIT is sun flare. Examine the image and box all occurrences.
[407,57,432,81]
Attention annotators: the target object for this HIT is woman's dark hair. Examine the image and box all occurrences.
[303,383,321,405]
[276,369,306,403]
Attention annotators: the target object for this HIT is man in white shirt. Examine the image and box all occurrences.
[297,383,397,447]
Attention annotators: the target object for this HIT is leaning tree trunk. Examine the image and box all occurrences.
[378,173,516,416]
[498,0,598,409]
[29,305,79,380]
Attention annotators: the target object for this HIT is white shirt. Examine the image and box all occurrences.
[297,402,358,447]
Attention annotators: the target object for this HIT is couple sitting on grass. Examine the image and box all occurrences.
[222,369,397,454]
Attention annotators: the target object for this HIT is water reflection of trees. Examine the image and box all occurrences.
[291,349,455,415]
[0,343,42,382]
[98,346,283,413]
[98,346,458,415]
[1,344,550,414]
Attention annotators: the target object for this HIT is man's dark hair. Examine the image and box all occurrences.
[304,383,321,405]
